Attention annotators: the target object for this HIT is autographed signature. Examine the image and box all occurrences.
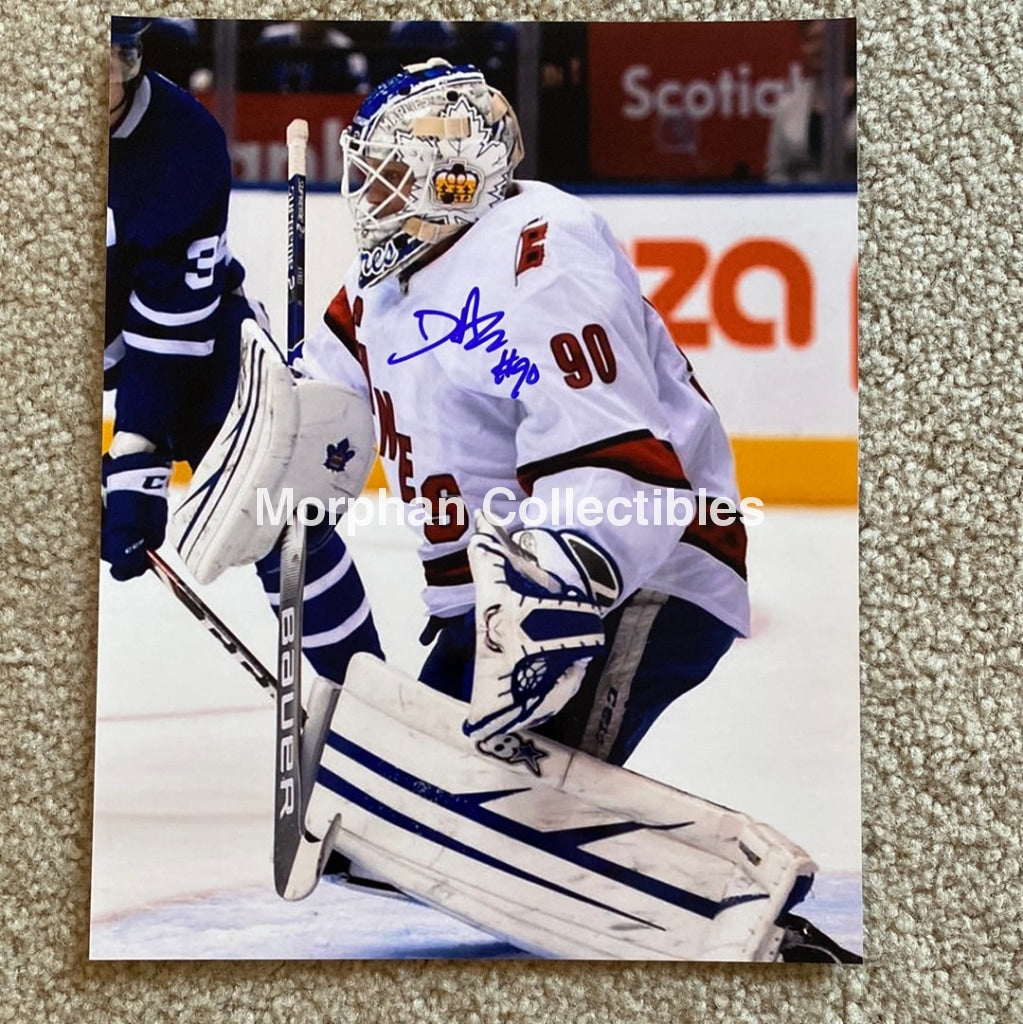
[387,286,540,399]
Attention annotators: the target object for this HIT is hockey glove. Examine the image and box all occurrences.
[464,511,621,741]
[101,447,172,581]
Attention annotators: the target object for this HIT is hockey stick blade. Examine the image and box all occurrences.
[147,549,276,694]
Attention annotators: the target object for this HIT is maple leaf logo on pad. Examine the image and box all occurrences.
[324,438,356,473]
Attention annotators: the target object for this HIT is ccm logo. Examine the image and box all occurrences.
[594,686,619,749]
[635,238,815,350]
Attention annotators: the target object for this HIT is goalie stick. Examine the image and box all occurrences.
[148,538,340,898]
[152,119,337,899]
[268,117,344,899]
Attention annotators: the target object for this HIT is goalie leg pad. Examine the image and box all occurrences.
[304,654,817,961]
[172,320,376,584]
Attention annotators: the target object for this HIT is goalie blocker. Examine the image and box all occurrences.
[171,319,376,584]
[301,654,820,962]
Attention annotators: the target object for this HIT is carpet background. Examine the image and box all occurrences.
[1,1,1020,1020]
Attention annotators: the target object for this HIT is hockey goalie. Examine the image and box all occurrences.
[174,59,861,963]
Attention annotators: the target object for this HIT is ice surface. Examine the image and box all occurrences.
[90,873,862,961]
[90,507,862,959]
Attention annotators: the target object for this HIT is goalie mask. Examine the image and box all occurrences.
[340,58,524,287]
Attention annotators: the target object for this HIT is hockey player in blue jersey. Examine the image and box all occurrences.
[102,18,380,684]
[104,19,250,485]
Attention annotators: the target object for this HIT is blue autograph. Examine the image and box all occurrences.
[387,286,540,399]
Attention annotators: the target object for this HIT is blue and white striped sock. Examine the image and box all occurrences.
[257,522,383,684]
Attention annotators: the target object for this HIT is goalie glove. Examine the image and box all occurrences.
[172,319,376,585]
[101,434,171,581]
[464,510,621,741]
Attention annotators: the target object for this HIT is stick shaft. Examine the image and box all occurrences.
[286,118,308,353]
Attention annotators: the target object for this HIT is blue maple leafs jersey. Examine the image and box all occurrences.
[106,72,246,452]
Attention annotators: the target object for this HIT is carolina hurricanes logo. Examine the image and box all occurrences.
[515,219,548,280]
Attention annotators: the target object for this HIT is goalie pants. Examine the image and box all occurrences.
[419,590,739,765]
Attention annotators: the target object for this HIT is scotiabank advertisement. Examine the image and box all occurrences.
[588,22,806,181]
[199,93,362,183]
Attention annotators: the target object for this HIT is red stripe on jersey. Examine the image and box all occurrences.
[517,429,690,495]
[423,548,472,588]
[681,513,748,580]
[323,287,359,358]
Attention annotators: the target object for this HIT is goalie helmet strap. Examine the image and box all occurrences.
[411,115,471,139]
[403,217,464,244]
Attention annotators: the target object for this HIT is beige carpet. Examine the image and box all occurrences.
[2,0,1020,1020]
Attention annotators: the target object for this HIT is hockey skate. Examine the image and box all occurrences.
[777,913,863,963]
[321,850,411,901]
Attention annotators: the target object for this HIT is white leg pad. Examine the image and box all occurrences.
[304,654,817,961]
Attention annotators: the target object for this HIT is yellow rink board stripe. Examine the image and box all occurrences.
[101,421,857,506]
[731,437,858,506]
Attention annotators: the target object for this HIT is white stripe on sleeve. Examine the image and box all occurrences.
[104,333,126,371]
[123,332,216,356]
[129,291,221,327]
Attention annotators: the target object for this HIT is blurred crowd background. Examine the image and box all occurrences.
[137,18,857,189]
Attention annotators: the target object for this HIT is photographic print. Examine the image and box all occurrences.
[92,17,861,961]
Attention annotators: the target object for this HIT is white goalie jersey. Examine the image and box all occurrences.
[297,180,750,636]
